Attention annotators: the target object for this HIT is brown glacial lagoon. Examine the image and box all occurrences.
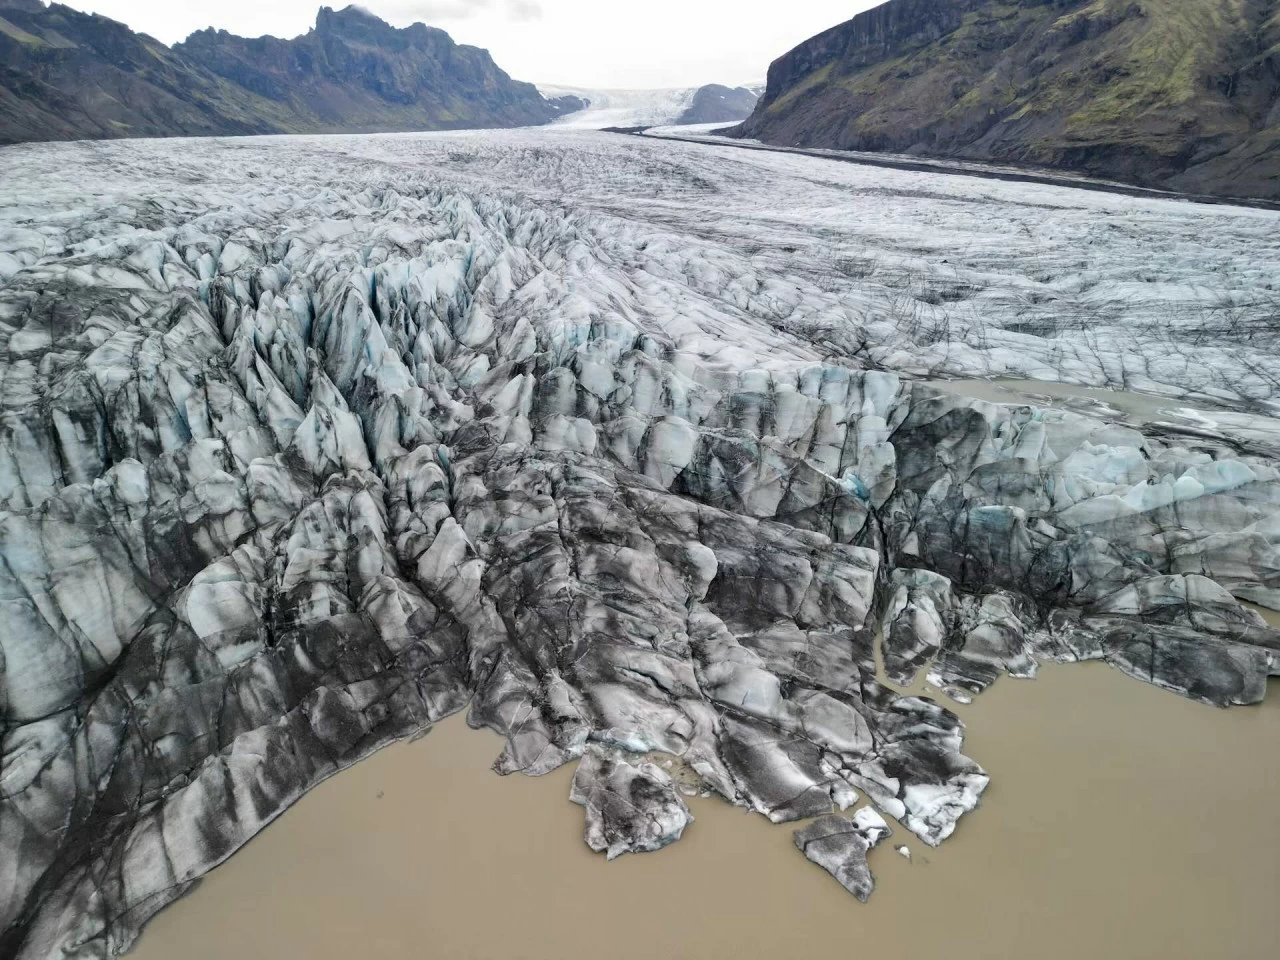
[130,660,1279,960]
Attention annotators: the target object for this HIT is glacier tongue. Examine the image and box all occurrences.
[537,85,700,129]
[1,129,1279,957]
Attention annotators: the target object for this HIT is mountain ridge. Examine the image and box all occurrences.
[0,2,578,143]
[173,5,579,133]
[731,0,1280,200]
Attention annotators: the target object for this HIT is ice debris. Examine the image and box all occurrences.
[570,747,693,860]
[794,808,894,902]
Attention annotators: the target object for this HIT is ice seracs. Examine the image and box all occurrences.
[0,128,1278,958]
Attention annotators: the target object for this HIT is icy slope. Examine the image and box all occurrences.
[539,85,700,128]
[1,130,1278,959]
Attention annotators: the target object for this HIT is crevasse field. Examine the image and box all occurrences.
[1,130,1278,959]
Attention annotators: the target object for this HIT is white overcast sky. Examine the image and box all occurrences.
[56,1,881,88]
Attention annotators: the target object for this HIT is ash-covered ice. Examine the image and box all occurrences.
[1,130,1277,958]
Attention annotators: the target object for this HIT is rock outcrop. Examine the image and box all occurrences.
[732,0,1280,200]
[677,84,759,125]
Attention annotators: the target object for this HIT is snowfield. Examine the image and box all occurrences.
[1,129,1278,958]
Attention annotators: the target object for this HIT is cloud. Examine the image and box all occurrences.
[373,0,494,22]
[505,0,543,21]
[369,0,539,23]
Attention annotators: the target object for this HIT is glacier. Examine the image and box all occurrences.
[538,85,701,128]
[536,85,759,129]
[0,128,1278,958]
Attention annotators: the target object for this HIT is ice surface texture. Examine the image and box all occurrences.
[570,747,692,859]
[1,130,1278,957]
[795,807,893,902]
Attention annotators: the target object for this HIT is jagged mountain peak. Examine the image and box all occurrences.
[319,3,381,22]
[314,4,433,39]
[307,3,498,62]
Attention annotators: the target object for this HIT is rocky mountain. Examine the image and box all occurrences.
[0,0,294,142]
[732,0,1280,200]
[0,2,576,144]
[677,84,759,124]
[175,5,578,134]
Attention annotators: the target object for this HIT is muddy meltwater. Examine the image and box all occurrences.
[130,657,1279,960]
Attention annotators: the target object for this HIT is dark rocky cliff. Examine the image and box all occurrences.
[755,0,976,111]
[732,0,1280,200]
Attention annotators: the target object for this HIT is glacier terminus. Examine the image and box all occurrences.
[0,128,1278,959]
